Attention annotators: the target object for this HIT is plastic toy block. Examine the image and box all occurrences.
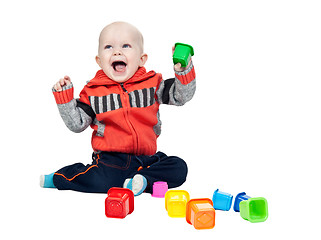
[186,198,215,230]
[212,189,233,211]
[165,190,190,218]
[239,197,268,223]
[173,42,194,67]
[152,181,168,198]
[234,192,251,212]
[105,187,134,219]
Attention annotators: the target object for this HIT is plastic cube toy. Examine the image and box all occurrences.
[173,42,194,67]
[186,198,215,230]
[212,189,233,211]
[165,190,190,218]
[234,192,251,212]
[152,181,168,198]
[105,187,134,219]
[239,197,268,223]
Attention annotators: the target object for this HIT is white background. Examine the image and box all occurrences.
[1,0,320,239]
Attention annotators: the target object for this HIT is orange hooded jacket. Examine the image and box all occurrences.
[53,64,196,155]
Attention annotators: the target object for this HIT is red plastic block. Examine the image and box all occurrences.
[105,187,134,219]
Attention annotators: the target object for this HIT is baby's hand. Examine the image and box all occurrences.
[172,45,192,72]
[54,76,71,91]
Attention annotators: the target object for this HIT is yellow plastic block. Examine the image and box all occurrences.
[165,190,190,218]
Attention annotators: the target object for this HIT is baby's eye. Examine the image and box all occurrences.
[104,45,112,49]
[122,44,131,49]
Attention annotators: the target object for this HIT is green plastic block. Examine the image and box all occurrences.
[239,197,268,223]
[173,42,194,67]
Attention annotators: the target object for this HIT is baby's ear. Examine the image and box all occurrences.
[95,56,102,68]
[139,53,148,67]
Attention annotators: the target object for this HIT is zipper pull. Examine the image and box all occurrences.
[120,83,128,93]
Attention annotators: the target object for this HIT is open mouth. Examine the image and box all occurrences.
[112,61,127,72]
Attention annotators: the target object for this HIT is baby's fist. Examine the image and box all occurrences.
[54,76,71,91]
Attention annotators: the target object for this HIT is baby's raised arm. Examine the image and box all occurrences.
[52,77,93,133]
[156,45,196,106]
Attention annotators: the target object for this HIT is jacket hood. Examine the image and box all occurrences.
[86,67,156,87]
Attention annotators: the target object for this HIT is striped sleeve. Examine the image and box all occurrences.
[174,62,196,85]
[52,84,74,104]
[156,61,196,106]
[53,84,93,133]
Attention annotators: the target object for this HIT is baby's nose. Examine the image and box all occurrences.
[113,49,122,55]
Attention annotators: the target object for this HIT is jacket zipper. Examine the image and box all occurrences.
[120,83,128,93]
[120,83,139,154]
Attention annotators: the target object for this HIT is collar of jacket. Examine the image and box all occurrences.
[86,67,156,87]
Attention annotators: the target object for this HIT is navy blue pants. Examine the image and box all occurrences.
[53,151,188,194]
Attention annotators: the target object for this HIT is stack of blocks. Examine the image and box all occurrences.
[233,192,269,223]
[163,188,268,230]
[164,190,215,230]
[104,185,268,229]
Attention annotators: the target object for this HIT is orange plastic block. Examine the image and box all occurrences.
[186,198,215,230]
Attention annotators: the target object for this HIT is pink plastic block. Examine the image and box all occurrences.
[152,181,168,198]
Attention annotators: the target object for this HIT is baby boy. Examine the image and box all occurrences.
[40,22,196,196]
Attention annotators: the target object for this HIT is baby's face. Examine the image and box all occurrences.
[96,23,147,83]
